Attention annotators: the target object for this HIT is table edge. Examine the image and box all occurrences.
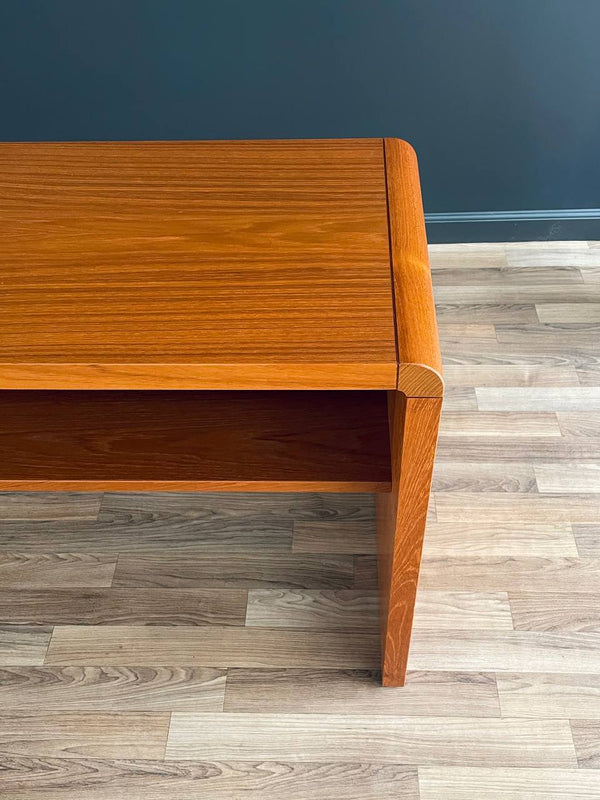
[0,362,398,390]
[384,137,444,398]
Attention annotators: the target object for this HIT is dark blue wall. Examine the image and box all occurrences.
[1,0,598,215]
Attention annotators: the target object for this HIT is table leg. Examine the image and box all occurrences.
[376,392,442,686]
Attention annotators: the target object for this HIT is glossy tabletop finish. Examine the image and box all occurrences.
[0,139,397,390]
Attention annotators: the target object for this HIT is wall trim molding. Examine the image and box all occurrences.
[425,213,600,244]
[425,208,600,223]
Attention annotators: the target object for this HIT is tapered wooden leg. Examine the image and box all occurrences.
[376,391,442,687]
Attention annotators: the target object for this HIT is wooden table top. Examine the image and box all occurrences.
[0,138,441,392]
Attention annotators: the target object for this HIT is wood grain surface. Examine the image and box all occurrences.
[0,625,52,666]
[496,672,600,719]
[0,139,397,390]
[110,552,357,589]
[45,626,380,669]
[0,759,419,800]
[573,524,600,557]
[384,138,443,396]
[419,767,600,800]
[0,390,390,491]
[244,589,380,629]
[376,393,442,685]
[223,669,500,716]
[0,492,101,520]
[165,712,575,766]
[570,719,600,768]
[0,666,226,712]
[0,713,170,759]
[0,553,117,588]
[0,588,247,626]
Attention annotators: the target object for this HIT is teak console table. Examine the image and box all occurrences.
[0,138,443,686]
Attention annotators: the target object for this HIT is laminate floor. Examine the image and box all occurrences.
[1,241,599,798]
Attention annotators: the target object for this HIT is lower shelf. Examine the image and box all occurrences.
[0,390,391,491]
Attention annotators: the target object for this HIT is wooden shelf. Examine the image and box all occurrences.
[0,390,391,491]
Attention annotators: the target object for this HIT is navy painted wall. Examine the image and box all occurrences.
[1,0,598,215]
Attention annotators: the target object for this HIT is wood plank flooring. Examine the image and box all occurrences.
[0,241,599,798]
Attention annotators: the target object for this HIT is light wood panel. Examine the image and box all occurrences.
[0,588,247,626]
[0,553,116,587]
[223,669,500,716]
[438,322,497,337]
[413,591,512,630]
[246,589,513,630]
[496,673,600,719]
[113,553,356,588]
[570,720,600,768]
[434,436,600,462]
[0,625,52,666]
[476,387,600,410]
[509,593,600,632]
[440,342,595,368]
[0,758,418,800]
[435,284,598,303]
[581,268,600,283]
[292,521,376,553]
[0,139,397,390]
[428,242,507,269]
[442,387,478,409]
[439,412,561,437]
[102,490,377,521]
[446,366,579,387]
[243,589,511,630]
[436,304,539,324]
[0,492,101,520]
[558,412,600,437]
[576,364,600,386]
[407,631,600,673]
[45,626,380,668]
[0,516,293,554]
[419,767,600,800]
[435,266,584,286]
[435,494,600,524]
[419,557,600,592]
[573,525,600,556]
[534,463,600,493]
[537,304,600,322]
[504,240,597,267]
[245,589,379,629]
[0,666,226,712]
[166,712,576,766]
[494,322,600,349]
[0,713,169,759]
[422,522,578,556]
